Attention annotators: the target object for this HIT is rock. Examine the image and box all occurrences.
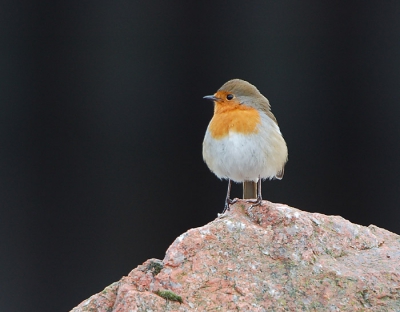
[71,200,400,311]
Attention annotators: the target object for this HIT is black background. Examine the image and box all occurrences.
[1,1,400,311]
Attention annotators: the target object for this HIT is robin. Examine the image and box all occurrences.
[203,79,288,213]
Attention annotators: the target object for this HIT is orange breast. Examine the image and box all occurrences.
[209,104,261,139]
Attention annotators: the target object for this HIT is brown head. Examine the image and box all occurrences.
[203,79,277,123]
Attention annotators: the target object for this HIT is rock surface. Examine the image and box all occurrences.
[71,201,400,311]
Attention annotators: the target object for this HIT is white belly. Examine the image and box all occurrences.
[202,113,287,182]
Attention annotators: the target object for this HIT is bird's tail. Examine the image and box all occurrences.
[243,180,257,199]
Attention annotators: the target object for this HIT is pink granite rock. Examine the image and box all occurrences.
[71,201,400,311]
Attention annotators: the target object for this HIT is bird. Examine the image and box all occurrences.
[202,79,288,213]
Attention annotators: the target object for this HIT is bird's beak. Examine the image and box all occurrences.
[203,95,219,101]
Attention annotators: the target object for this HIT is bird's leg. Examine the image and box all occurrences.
[246,176,263,208]
[223,179,237,213]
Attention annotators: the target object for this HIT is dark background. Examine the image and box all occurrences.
[1,1,400,311]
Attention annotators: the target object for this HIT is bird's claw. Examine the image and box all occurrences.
[246,196,262,210]
[222,198,238,214]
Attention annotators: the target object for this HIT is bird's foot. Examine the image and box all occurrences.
[246,196,263,210]
[222,198,238,214]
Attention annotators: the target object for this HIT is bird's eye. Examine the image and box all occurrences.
[226,94,234,100]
